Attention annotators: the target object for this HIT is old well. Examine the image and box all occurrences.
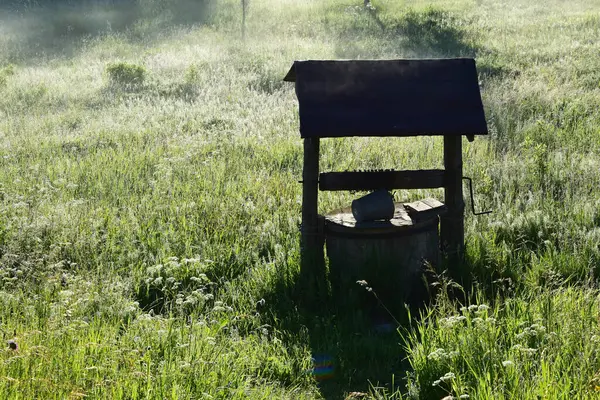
[325,198,445,316]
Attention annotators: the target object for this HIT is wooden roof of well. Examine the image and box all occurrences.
[284,58,488,138]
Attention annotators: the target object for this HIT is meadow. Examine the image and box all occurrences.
[1,0,600,398]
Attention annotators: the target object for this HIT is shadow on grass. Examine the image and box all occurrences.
[0,0,216,64]
[260,256,438,399]
[259,239,533,398]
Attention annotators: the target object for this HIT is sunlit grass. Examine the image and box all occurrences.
[0,0,600,398]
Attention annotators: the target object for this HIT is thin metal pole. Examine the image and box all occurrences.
[241,0,247,40]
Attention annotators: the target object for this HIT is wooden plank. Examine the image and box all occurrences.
[405,198,447,223]
[441,135,465,260]
[422,198,445,209]
[319,169,445,191]
[404,198,445,213]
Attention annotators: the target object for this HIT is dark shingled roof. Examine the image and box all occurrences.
[284,58,488,138]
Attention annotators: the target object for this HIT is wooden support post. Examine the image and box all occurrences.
[441,135,465,263]
[300,138,325,305]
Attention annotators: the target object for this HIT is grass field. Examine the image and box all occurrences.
[1,0,600,398]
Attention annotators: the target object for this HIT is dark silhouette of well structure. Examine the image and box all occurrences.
[284,59,488,310]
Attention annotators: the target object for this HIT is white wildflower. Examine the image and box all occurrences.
[440,372,456,382]
[428,348,447,360]
[152,276,163,286]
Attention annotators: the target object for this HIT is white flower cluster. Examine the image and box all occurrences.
[428,348,459,361]
[461,304,490,313]
[460,304,490,316]
[439,315,467,328]
[211,300,233,313]
[511,344,537,355]
[515,323,546,341]
[432,372,456,386]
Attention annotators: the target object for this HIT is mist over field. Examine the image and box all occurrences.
[0,0,216,62]
[1,0,600,398]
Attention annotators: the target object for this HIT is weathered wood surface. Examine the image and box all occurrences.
[325,203,413,230]
[325,203,440,314]
[300,138,325,304]
[404,198,447,222]
[319,169,445,191]
[441,135,465,259]
[404,198,445,213]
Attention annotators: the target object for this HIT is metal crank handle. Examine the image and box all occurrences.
[462,176,493,216]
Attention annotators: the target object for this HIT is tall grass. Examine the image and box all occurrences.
[403,287,600,399]
[1,0,600,398]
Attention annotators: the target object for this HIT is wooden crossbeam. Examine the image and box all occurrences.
[319,169,445,191]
